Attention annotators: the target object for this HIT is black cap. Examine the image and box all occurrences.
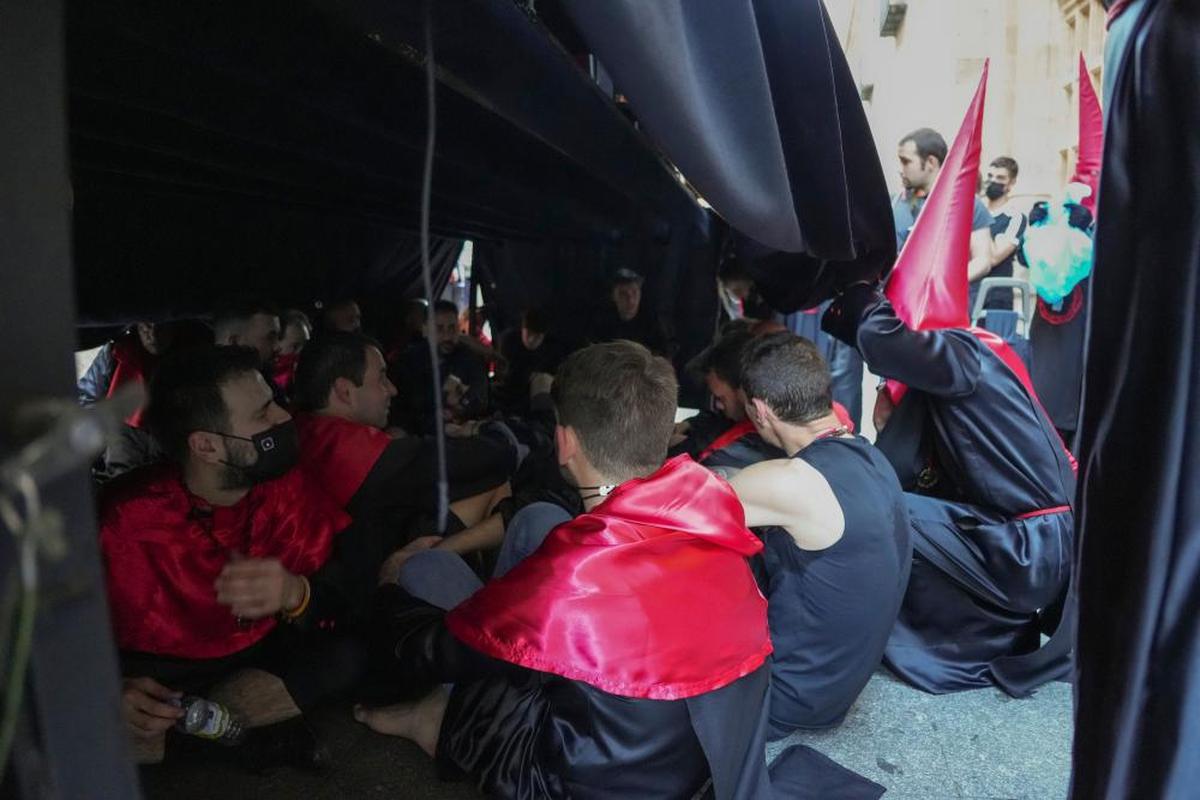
[611,268,644,287]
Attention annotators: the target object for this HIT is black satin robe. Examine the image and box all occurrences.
[371,585,777,800]
[825,288,1076,696]
[1071,2,1200,796]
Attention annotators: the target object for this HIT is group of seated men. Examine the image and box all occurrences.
[89,271,1075,797]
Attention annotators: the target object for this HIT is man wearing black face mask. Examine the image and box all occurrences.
[972,156,1028,314]
[99,346,373,767]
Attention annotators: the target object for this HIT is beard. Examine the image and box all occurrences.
[218,441,260,490]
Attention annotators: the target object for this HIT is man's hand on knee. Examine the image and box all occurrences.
[121,677,183,739]
[379,536,443,586]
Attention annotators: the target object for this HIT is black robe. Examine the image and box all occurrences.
[824,287,1076,696]
[372,587,883,800]
[1071,2,1200,796]
[1030,280,1090,445]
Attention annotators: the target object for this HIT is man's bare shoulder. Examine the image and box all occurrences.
[735,456,825,490]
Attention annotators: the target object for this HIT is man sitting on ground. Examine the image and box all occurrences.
[728,332,912,738]
[494,307,565,415]
[672,322,783,473]
[355,341,777,798]
[80,321,179,479]
[213,297,282,371]
[823,282,1076,696]
[587,268,673,357]
[102,346,374,766]
[392,300,491,434]
[290,331,513,554]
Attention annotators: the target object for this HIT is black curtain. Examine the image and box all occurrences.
[561,0,895,311]
[1071,1,1200,797]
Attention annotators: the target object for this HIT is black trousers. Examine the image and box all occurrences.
[120,625,367,712]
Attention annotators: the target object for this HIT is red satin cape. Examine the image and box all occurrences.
[294,412,392,508]
[446,455,772,700]
[100,466,348,659]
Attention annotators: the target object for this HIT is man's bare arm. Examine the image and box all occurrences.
[967,227,996,283]
[729,460,844,550]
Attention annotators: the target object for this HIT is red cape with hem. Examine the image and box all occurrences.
[100,465,348,659]
[446,455,771,700]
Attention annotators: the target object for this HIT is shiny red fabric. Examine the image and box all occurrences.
[294,412,392,508]
[696,419,756,463]
[886,62,987,336]
[1072,53,1104,215]
[100,465,348,659]
[885,63,988,406]
[271,352,300,395]
[107,332,156,427]
[446,455,772,700]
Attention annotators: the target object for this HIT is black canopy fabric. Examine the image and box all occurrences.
[561,0,896,311]
[1071,1,1200,797]
[66,0,703,326]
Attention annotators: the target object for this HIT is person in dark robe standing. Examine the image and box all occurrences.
[1027,199,1093,448]
[1070,2,1200,796]
[728,331,911,737]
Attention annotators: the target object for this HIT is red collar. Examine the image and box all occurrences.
[697,419,757,463]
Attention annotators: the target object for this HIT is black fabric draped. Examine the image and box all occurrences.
[1071,1,1200,797]
[561,0,896,311]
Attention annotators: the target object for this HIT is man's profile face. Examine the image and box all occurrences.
[612,281,642,322]
[242,313,282,367]
[348,346,398,429]
[984,166,1015,197]
[434,310,459,355]
[898,140,939,192]
[215,371,291,484]
[706,371,745,422]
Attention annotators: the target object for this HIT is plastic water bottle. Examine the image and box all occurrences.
[174,696,246,746]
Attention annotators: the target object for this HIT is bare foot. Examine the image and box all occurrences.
[354,688,447,756]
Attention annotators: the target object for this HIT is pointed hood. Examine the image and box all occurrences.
[884,62,989,403]
[1072,53,1104,215]
[886,61,988,332]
